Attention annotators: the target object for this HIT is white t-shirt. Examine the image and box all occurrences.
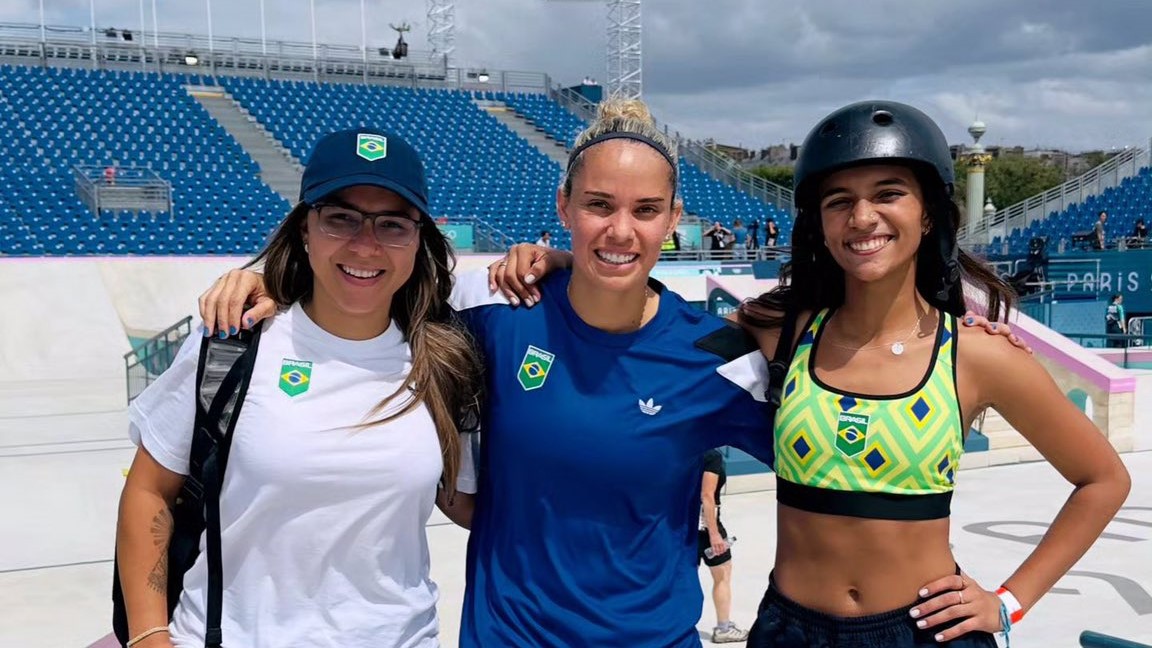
[129,302,476,648]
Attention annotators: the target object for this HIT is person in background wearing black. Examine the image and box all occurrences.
[1132,218,1147,248]
[1105,294,1127,348]
[748,218,760,251]
[699,449,749,643]
[765,218,779,247]
[705,221,732,259]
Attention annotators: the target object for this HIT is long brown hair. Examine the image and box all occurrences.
[741,165,1015,328]
[248,201,484,495]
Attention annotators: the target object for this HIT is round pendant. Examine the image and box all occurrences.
[891,342,905,355]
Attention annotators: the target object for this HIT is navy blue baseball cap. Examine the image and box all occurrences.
[299,128,430,216]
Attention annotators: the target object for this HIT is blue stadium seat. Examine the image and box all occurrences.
[0,65,791,256]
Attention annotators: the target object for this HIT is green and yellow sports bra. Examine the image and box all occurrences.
[773,308,964,520]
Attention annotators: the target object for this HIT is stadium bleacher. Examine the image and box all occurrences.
[0,65,287,255]
[218,77,565,248]
[991,167,1152,254]
[0,64,788,256]
[496,90,793,243]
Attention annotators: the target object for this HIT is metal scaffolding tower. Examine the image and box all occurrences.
[427,0,455,63]
[545,0,644,99]
[605,0,642,99]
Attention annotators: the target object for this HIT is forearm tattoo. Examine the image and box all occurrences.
[146,507,173,594]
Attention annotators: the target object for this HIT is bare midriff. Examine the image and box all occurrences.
[772,502,956,616]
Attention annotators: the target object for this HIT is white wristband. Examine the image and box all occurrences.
[996,586,1024,623]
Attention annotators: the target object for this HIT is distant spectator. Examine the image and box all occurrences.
[535,230,552,248]
[1133,218,1147,243]
[765,218,779,247]
[731,219,748,259]
[747,219,760,250]
[1094,211,1108,250]
[103,164,118,186]
[705,221,732,259]
[698,449,749,643]
[1106,293,1127,348]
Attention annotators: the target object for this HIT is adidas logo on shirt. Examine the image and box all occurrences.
[638,398,662,416]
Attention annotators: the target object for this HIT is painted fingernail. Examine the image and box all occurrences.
[990,323,998,331]
[510,296,520,306]
[910,608,920,618]
[218,330,227,339]
[917,620,927,629]
[919,588,929,597]
[229,326,238,336]
[202,325,211,337]
[965,317,974,325]
[525,274,536,284]
[524,297,535,307]
[935,634,944,642]
[246,317,255,328]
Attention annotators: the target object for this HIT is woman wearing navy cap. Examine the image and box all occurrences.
[116,129,483,648]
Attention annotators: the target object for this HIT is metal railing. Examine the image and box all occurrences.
[658,247,787,263]
[73,164,173,215]
[1058,333,1146,365]
[551,85,794,214]
[1128,316,1150,347]
[965,144,1150,245]
[124,316,193,403]
[0,22,550,93]
[443,216,517,253]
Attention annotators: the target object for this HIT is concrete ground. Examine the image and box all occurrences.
[1,411,1149,647]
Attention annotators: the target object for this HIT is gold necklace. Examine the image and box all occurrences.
[567,280,651,332]
[824,308,933,356]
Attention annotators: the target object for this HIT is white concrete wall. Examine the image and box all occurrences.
[1134,371,1152,452]
[0,259,130,419]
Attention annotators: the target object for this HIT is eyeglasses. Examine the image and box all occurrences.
[312,203,423,248]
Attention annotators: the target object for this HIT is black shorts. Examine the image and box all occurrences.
[697,520,731,567]
[747,572,997,648]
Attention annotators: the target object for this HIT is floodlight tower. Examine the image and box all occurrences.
[606,0,643,99]
[427,0,456,63]
[546,0,644,99]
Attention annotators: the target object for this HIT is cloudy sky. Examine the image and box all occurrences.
[8,0,1151,151]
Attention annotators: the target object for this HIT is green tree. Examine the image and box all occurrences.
[984,156,1065,209]
[750,165,794,188]
[950,155,1065,211]
[1079,151,1113,169]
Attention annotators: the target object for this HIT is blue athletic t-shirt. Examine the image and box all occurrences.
[451,269,773,647]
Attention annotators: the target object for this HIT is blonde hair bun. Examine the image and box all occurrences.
[597,98,655,126]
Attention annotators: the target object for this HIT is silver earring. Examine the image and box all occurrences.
[304,242,309,254]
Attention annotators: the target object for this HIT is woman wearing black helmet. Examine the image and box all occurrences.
[740,101,1130,646]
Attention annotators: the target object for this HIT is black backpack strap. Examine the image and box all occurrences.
[194,326,263,648]
[765,309,799,413]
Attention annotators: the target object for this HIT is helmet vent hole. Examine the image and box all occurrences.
[819,120,838,135]
[872,110,894,126]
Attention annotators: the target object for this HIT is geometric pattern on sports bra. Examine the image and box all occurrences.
[773,309,965,496]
